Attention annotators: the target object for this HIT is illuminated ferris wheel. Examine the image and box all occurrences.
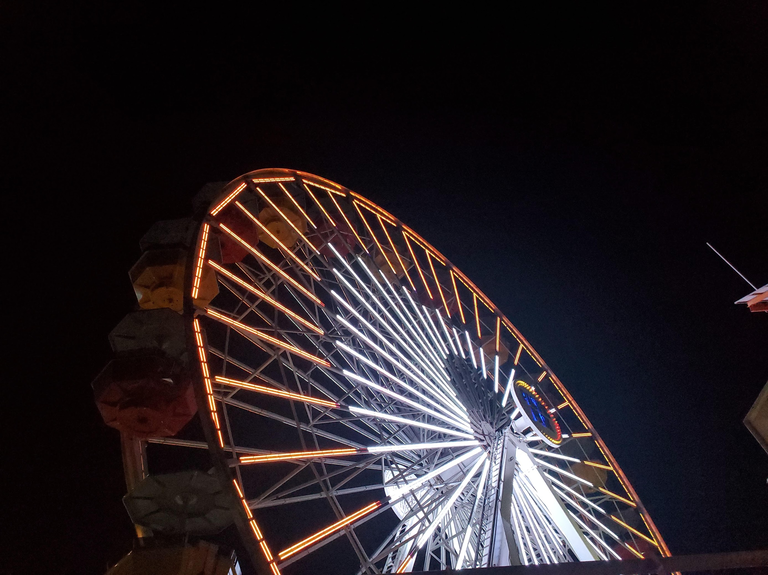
[96,169,670,574]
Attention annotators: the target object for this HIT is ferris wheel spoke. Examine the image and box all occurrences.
[208,259,324,335]
[336,345,472,431]
[331,272,452,398]
[215,222,324,307]
[516,477,570,562]
[331,292,452,400]
[250,454,383,510]
[277,500,394,568]
[332,248,447,381]
[395,454,486,572]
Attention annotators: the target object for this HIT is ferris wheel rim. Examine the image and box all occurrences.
[178,168,670,574]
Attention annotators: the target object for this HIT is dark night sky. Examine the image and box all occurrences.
[3,3,766,573]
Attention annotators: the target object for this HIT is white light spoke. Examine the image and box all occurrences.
[332,292,455,406]
[464,331,478,369]
[337,348,472,431]
[414,454,486,548]
[452,327,466,359]
[529,448,581,463]
[348,406,474,439]
[367,440,479,455]
[334,315,459,413]
[535,458,595,487]
[388,447,483,500]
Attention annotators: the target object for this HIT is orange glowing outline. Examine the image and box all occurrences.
[609,514,659,547]
[218,223,324,307]
[538,371,547,382]
[234,201,321,281]
[255,187,318,252]
[206,309,331,368]
[583,460,613,470]
[473,293,481,338]
[278,182,316,229]
[495,317,501,353]
[450,270,466,323]
[207,260,323,335]
[403,232,432,299]
[318,193,364,254]
[193,319,225,447]
[427,252,451,317]
[251,177,295,184]
[232,479,281,572]
[349,191,397,225]
[215,376,338,408]
[354,202,396,274]
[191,223,210,299]
[401,227,444,264]
[352,208,397,276]
[303,178,345,196]
[210,182,247,216]
[302,183,336,227]
[278,501,381,560]
[241,447,359,464]
[380,216,416,291]
[599,487,637,507]
[513,343,523,365]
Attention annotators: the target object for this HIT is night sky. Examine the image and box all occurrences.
[4,4,767,573]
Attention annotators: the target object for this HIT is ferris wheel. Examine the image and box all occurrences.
[96,168,671,574]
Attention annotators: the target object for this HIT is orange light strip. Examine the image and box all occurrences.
[302,183,336,227]
[251,176,295,184]
[450,270,466,323]
[321,194,365,254]
[495,317,501,353]
[380,216,416,291]
[583,460,613,471]
[570,432,592,438]
[349,191,398,225]
[255,186,319,253]
[207,260,323,335]
[557,401,569,410]
[210,182,247,216]
[241,447,359,464]
[218,223,324,306]
[537,371,547,382]
[598,487,637,507]
[609,514,659,547]
[215,376,338,408]
[513,343,523,365]
[278,501,381,560]
[278,183,316,229]
[354,202,396,274]
[427,252,451,317]
[403,232,432,299]
[473,293,481,338]
[303,178,345,196]
[401,227,444,264]
[192,319,225,447]
[206,309,331,368]
[191,223,210,300]
[232,479,281,573]
[235,201,321,280]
